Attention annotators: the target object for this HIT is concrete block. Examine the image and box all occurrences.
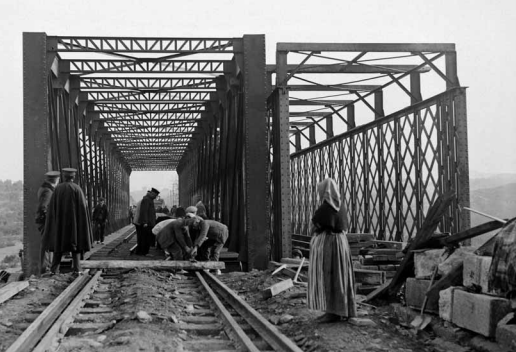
[463,253,493,293]
[405,278,439,313]
[496,313,516,350]
[451,289,511,337]
[414,249,446,279]
[439,286,463,322]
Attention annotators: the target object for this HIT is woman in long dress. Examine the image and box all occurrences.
[308,178,357,323]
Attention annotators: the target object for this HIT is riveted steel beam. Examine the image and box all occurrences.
[267,64,430,74]
[57,36,236,53]
[68,59,230,74]
[277,43,456,52]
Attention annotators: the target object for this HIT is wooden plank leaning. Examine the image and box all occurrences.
[81,260,225,270]
[6,271,91,352]
[367,190,455,301]
[0,281,29,305]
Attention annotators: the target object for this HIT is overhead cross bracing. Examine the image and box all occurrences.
[45,36,238,172]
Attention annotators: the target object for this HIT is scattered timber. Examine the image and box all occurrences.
[425,263,463,304]
[262,279,294,299]
[81,260,225,270]
[0,281,29,304]
[439,220,504,247]
[370,190,456,300]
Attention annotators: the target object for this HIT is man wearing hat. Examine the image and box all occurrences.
[134,187,160,256]
[42,168,93,274]
[92,197,109,244]
[35,171,60,274]
[193,194,210,220]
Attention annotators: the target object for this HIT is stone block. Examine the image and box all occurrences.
[438,246,474,276]
[451,289,511,337]
[414,248,446,279]
[439,286,463,322]
[354,269,385,285]
[496,313,516,350]
[463,253,493,293]
[405,278,439,313]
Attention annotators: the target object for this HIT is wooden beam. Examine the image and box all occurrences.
[81,260,225,270]
[425,263,463,304]
[277,43,456,52]
[0,281,29,304]
[374,191,456,300]
[439,220,505,246]
[262,279,294,299]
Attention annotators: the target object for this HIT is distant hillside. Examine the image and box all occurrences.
[470,182,516,224]
[470,172,516,191]
[469,182,516,247]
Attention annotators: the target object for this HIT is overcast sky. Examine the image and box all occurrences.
[1,0,515,191]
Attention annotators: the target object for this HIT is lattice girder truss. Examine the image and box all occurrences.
[268,43,469,256]
[23,33,270,276]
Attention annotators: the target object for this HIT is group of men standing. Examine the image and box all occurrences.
[36,168,92,275]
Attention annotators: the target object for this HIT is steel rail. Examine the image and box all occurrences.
[32,270,104,352]
[5,271,92,352]
[202,271,303,352]
[195,271,261,352]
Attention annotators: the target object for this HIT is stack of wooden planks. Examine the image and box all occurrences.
[290,233,405,295]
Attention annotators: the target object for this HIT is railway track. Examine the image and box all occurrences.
[4,268,303,352]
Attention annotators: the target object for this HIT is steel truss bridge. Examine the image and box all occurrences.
[23,33,470,276]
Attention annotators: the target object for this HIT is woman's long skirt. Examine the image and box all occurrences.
[308,231,357,317]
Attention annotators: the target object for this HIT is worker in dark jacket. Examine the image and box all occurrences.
[134,188,159,256]
[35,171,60,274]
[92,197,109,244]
[42,168,93,275]
[187,215,228,275]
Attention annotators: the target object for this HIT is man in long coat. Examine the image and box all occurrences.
[35,171,60,274]
[43,168,92,274]
[92,197,109,244]
[134,187,159,255]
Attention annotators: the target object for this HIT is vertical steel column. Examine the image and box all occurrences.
[374,91,384,119]
[410,73,423,104]
[275,50,292,260]
[243,35,269,270]
[23,32,51,276]
[454,89,470,232]
[347,105,356,130]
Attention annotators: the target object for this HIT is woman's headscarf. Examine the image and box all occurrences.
[317,178,341,212]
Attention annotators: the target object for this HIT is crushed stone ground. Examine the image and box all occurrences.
[1,268,446,352]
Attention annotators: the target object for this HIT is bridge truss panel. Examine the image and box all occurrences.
[269,43,469,247]
[289,88,469,241]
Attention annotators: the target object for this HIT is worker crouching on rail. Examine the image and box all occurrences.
[185,213,228,275]
[155,207,194,261]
